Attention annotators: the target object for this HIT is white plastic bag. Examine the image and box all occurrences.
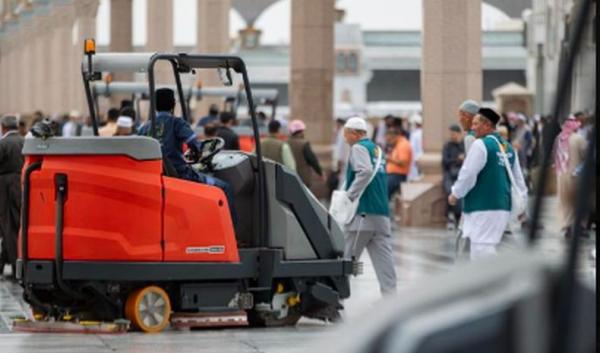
[329,190,359,226]
[489,136,526,222]
[329,146,383,226]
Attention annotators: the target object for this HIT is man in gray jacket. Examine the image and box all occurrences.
[0,115,24,278]
[343,117,397,295]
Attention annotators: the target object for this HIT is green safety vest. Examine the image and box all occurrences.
[463,132,515,213]
[345,139,389,217]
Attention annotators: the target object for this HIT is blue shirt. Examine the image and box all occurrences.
[196,114,219,127]
[138,111,203,182]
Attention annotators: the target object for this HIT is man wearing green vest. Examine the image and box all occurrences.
[449,108,527,260]
[343,117,397,295]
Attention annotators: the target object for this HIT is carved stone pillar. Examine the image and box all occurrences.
[17,0,34,114]
[109,0,132,53]
[72,0,99,113]
[194,0,230,122]
[289,0,335,145]
[146,0,173,84]
[421,0,482,152]
[48,3,75,114]
[30,2,52,112]
[108,0,133,107]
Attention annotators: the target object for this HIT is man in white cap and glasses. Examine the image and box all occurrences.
[457,100,480,153]
[342,116,397,295]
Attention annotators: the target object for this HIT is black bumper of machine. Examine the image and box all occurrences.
[19,249,355,284]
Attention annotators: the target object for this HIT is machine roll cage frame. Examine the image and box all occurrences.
[81,52,270,247]
[90,82,279,123]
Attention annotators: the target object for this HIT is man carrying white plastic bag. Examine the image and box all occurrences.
[330,117,397,295]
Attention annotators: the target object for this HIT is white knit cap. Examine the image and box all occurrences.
[459,100,480,115]
[409,113,423,125]
[116,116,133,128]
[344,116,368,132]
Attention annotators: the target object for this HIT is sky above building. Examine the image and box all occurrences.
[96,0,512,46]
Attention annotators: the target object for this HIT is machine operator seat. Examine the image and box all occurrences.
[210,152,258,247]
[22,136,163,161]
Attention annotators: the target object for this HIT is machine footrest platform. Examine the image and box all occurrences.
[11,317,130,334]
[171,310,248,329]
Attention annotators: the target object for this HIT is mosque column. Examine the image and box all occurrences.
[421,0,482,152]
[3,0,19,113]
[0,32,4,112]
[17,0,34,114]
[109,0,132,55]
[0,34,15,113]
[146,0,173,84]
[8,36,18,113]
[108,0,133,108]
[30,1,52,112]
[48,2,75,114]
[13,16,24,114]
[0,1,6,112]
[195,0,230,121]
[72,0,99,113]
[0,1,8,114]
[290,0,335,145]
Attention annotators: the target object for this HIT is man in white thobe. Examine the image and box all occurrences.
[449,108,527,260]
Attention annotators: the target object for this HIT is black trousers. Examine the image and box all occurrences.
[0,173,21,273]
[443,173,461,221]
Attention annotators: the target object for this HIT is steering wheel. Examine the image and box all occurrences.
[184,137,225,168]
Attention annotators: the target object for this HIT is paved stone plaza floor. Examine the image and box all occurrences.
[0,197,595,353]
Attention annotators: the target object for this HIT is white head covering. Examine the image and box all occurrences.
[409,113,423,125]
[344,116,368,132]
[116,116,133,128]
[459,100,480,115]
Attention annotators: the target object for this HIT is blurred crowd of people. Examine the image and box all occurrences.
[0,97,595,279]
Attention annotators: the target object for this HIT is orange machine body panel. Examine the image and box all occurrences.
[23,155,163,261]
[239,135,255,152]
[162,177,239,262]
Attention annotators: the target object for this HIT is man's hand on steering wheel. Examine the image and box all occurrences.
[186,146,202,164]
[198,137,225,165]
[184,137,225,166]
